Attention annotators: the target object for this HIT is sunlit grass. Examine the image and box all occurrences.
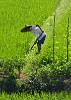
[0,92,71,100]
[0,0,59,59]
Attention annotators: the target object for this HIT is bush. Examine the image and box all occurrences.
[0,73,18,94]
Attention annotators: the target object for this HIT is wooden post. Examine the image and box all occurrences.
[66,17,69,62]
[18,66,21,78]
[53,15,56,62]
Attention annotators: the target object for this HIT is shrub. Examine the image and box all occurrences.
[0,73,18,94]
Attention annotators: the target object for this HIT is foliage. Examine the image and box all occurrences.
[0,58,25,74]
[0,73,18,94]
[0,92,71,100]
[0,0,71,96]
[24,62,71,93]
[0,0,59,59]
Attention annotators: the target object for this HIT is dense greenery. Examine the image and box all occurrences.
[0,0,59,59]
[0,0,71,99]
[0,92,71,100]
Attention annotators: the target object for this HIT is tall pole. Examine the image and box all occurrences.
[53,15,56,62]
[66,17,69,62]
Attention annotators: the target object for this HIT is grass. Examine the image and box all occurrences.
[42,0,71,61]
[50,0,71,61]
[0,92,71,100]
[0,0,59,59]
[20,0,71,79]
[0,0,71,98]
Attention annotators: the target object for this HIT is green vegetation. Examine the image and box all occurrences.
[0,92,71,100]
[0,0,59,59]
[0,0,71,98]
[23,0,71,77]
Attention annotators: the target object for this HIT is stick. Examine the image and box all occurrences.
[53,15,56,62]
[66,17,69,62]
[29,32,43,51]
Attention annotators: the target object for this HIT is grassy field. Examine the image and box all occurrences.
[0,92,71,100]
[0,0,59,59]
[41,0,71,62]
[23,0,71,72]
[0,0,71,98]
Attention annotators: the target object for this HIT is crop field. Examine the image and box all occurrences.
[41,0,71,62]
[0,92,71,100]
[0,0,71,99]
[0,0,59,59]
[23,0,71,73]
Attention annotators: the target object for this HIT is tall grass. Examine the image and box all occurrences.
[0,92,71,100]
[42,0,71,62]
[0,0,59,59]
[53,0,71,61]
[21,0,71,75]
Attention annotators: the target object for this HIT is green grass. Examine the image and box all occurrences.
[1,0,71,79]
[41,0,71,62]
[0,92,71,100]
[0,0,59,59]
[0,0,71,97]
[20,0,71,76]
[53,0,71,61]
